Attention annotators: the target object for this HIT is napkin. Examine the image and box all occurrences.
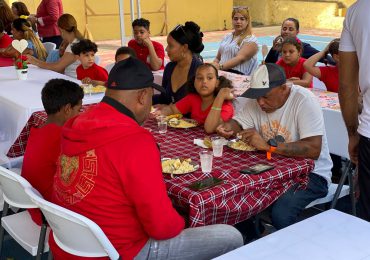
[194,139,208,148]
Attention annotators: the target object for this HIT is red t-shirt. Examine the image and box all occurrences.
[175,93,234,124]
[0,33,12,49]
[319,66,339,93]
[128,39,165,70]
[76,63,108,82]
[21,124,62,225]
[277,57,312,87]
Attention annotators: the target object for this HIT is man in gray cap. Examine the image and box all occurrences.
[217,63,332,229]
[51,57,243,260]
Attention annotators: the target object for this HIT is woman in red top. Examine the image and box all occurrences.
[0,20,12,49]
[155,63,234,133]
[303,39,340,92]
[28,0,63,47]
[276,37,313,88]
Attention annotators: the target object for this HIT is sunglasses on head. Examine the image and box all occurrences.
[233,6,249,11]
[173,24,190,42]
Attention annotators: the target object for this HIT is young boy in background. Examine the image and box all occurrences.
[128,18,164,71]
[22,79,84,225]
[72,39,108,86]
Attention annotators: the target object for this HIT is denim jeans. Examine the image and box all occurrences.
[271,173,328,229]
[134,224,243,260]
[357,135,370,221]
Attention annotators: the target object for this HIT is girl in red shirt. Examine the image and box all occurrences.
[303,38,340,92]
[155,63,234,133]
[276,37,313,88]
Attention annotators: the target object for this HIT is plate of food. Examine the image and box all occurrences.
[227,139,256,151]
[165,114,183,121]
[167,118,198,128]
[161,158,199,176]
[82,84,106,94]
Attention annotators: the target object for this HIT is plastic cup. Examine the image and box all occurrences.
[199,150,213,174]
[211,136,225,157]
[157,116,167,134]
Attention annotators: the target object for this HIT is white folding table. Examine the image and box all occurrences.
[215,209,370,260]
[0,65,103,166]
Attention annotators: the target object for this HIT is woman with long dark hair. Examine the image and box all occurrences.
[0,18,47,60]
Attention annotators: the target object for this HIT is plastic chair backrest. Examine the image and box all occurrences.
[25,187,120,260]
[105,63,114,74]
[95,55,101,65]
[322,108,350,159]
[0,166,35,208]
[42,42,57,54]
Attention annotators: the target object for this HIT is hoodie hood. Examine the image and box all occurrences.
[61,102,148,156]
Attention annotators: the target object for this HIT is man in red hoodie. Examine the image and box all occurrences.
[51,57,243,260]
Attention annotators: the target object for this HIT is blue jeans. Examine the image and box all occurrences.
[271,173,328,229]
[134,224,243,260]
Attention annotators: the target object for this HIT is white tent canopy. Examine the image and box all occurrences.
[118,0,141,45]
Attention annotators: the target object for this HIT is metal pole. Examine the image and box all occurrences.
[130,0,135,22]
[136,0,141,18]
[118,0,125,45]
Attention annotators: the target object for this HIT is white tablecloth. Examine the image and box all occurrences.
[0,65,103,165]
[215,209,370,260]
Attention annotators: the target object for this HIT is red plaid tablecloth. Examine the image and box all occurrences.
[8,109,314,227]
[7,104,96,158]
[143,119,313,227]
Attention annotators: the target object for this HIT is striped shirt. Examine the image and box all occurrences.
[219,33,258,75]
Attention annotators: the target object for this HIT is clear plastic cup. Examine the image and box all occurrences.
[157,116,167,134]
[211,136,225,157]
[199,150,213,174]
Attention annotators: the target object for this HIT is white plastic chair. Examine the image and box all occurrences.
[305,108,356,214]
[0,166,49,260]
[95,55,101,65]
[42,42,57,55]
[313,76,327,90]
[25,187,121,260]
[105,63,115,74]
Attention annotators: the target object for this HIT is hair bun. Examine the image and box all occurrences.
[183,21,204,53]
[184,21,201,33]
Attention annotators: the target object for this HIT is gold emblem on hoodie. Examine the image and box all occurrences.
[60,154,79,184]
[56,150,98,205]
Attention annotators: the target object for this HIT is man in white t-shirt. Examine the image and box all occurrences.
[217,64,332,229]
[339,0,370,221]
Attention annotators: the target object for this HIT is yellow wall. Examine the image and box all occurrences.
[7,0,233,41]
[234,0,353,30]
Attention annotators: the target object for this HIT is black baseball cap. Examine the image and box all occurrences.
[107,57,165,93]
[241,63,286,99]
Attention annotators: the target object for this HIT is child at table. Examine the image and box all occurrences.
[276,37,312,88]
[303,39,340,92]
[155,63,234,133]
[71,39,108,86]
[105,46,137,73]
[128,18,165,71]
[21,79,83,225]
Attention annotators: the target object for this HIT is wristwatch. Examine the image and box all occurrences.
[266,138,277,160]
[219,63,224,70]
